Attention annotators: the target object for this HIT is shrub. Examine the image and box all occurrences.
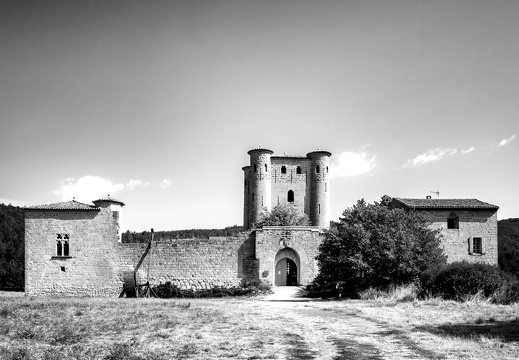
[420,261,519,303]
[152,282,267,298]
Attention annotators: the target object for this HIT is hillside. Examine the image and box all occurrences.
[498,218,519,276]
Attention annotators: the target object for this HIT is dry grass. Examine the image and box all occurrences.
[1,292,518,359]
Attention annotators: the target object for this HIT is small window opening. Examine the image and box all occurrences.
[281,166,287,174]
[288,190,294,203]
[325,183,327,193]
[244,179,247,187]
[56,241,63,257]
[318,204,321,214]
[63,241,69,257]
[265,164,268,172]
[447,213,459,229]
[316,165,320,173]
[472,237,483,255]
[60,266,66,272]
[326,166,329,173]
[254,164,257,172]
[296,166,301,174]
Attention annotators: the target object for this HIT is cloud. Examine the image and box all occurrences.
[497,134,516,148]
[54,176,125,203]
[330,152,375,179]
[126,179,150,190]
[461,147,475,154]
[404,148,458,167]
[160,179,172,189]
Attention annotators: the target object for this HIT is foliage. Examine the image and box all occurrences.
[254,204,310,228]
[498,218,519,277]
[152,281,270,298]
[315,198,446,296]
[121,225,246,243]
[0,204,24,290]
[420,261,519,304]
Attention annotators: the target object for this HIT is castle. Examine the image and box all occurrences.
[23,147,499,296]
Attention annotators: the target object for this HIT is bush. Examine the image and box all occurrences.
[152,281,270,298]
[420,261,519,303]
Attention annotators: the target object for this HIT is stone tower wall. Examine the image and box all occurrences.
[270,157,311,215]
[247,149,273,226]
[307,151,331,228]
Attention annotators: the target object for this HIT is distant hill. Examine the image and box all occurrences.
[121,225,247,243]
[498,218,519,276]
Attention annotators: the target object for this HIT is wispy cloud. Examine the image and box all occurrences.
[404,148,458,167]
[160,179,172,189]
[330,151,375,179]
[126,179,150,190]
[461,147,475,154]
[497,134,516,148]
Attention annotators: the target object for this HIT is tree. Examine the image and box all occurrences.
[255,204,310,228]
[0,204,25,290]
[315,198,446,295]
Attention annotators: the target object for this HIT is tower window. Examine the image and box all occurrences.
[254,164,257,173]
[316,165,320,174]
[281,166,287,174]
[288,190,294,203]
[265,164,268,172]
[296,166,301,174]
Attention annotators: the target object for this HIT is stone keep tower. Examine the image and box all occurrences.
[243,148,331,229]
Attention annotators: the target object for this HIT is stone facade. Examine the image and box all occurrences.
[24,198,323,296]
[391,198,499,265]
[243,148,331,229]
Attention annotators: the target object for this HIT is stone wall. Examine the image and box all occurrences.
[25,208,123,296]
[255,226,322,286]
[25,206,256,296]
[422,210,498,264]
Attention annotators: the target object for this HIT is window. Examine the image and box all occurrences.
[254,164,257,172]
[281,166,287,174]
[316,165,320,173]
[56,234,70,257]
[447,213,459,229]
[296,166,301,174]
[288,190,294,203]
[469,237,483,255]
[265,164,268,172]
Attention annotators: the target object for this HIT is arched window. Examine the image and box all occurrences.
[281,166,287,174]
[56,240,62,257]
[316,165,320,173]
[447,213,459,229]
[63,241,69,257]
[288,190,294,203]
[296,166,301,174]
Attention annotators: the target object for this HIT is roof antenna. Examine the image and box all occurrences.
[430,190,440,198]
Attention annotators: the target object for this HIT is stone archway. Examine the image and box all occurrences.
[274,248,300,286]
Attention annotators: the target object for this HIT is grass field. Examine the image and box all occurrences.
[1,292,519,359]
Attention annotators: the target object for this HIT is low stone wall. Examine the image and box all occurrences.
[118,234,254,290]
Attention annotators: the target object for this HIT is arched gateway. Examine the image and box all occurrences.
[274,248,300,286]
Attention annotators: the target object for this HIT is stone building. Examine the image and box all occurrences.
[23,147,500,297]
[24,146,329,297]
[242,148,331,229]
[390,197,499,264]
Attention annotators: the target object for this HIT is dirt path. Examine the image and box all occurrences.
[255,288,443,360]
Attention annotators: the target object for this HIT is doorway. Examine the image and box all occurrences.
[275,258,298,286]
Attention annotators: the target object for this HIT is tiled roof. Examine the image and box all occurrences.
[392,198,499,210]
[24,200,99,211]
[92,197,125,206]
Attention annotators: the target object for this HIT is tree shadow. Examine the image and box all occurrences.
[415,318,519,342]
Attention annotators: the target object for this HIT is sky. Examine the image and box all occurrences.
[1,0,518,231]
